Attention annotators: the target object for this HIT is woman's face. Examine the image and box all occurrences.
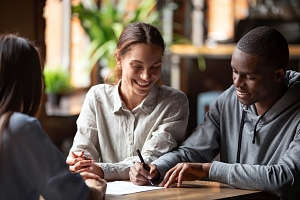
[119,43,163,99]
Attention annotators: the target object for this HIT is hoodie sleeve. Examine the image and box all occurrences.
[152,88,225,179]
[210,125,300,199]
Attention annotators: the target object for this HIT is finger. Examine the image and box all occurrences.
[134,162,151,178]
[76,167,93,173]
[66,152,83,165]
[69,165,75,172]
[129,168,150,186]
[159,167,176,187]
[70,164,90,173]
[74,160,94,172]
[148,164,158,177]
[162,164,184,188]
[66,157,75,165]
[71,151,81,158]
[177,164,190,187]
[80,172,100,180]
[164,170,179,188]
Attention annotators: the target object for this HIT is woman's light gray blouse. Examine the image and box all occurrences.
[69,82,189,180]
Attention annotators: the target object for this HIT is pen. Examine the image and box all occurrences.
[136,149,154,185]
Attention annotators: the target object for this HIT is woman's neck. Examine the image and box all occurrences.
[118,84,145,111]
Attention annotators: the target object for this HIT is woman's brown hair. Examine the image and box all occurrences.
[0,34,42,148]
[104,22,165,85]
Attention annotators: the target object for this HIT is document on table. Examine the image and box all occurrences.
[106,181,164,195]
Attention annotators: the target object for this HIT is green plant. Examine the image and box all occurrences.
[72,0,159,75]
[43,66,73,94]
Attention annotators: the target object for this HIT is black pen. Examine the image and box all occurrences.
[136,149,154,185]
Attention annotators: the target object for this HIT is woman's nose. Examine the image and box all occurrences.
[141,69,151,80]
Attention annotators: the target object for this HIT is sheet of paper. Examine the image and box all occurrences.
[106,181,163,195]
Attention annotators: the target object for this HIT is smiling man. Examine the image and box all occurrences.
[130,26,300,200]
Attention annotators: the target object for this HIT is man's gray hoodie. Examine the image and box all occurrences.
[152,70,300,199]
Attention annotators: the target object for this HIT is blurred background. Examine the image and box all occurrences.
[1,0,299,155]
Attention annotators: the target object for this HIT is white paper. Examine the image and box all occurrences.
[106,181,163,195]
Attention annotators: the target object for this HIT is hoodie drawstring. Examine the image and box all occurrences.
[252,112,267,144]
[236,110,245,163]
[236,109,268,163]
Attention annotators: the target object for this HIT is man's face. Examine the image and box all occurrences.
[231,48,278,107]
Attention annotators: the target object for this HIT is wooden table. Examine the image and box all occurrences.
[105,180,279,200]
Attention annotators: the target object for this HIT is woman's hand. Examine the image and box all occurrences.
[80,171,101,180]
[129,162,160,185]
[159,162,211,188]
[67,151,93,172]
[67,151,104,178]
[85,177,107,200]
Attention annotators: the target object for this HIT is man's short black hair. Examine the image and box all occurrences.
[237,26,289,69]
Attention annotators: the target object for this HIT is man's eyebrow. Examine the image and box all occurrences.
[231,67,259,75]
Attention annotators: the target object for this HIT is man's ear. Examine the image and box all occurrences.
[275,68,285,82]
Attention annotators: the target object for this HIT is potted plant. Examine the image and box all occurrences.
[72,0,159,79]
[43,66,73,106]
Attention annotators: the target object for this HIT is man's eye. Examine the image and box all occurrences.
[151,65,161,70]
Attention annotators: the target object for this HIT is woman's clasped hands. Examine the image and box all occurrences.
[67,151,104,179]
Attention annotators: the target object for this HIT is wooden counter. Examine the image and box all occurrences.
[170,44,300,59]
[169,44,300,90]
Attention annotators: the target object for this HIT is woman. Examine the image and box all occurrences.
[67,22,189,181]
[0,34,106,200]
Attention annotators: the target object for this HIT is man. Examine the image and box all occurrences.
[129,26,300,199]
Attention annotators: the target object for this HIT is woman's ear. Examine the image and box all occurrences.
[116,55,121,66]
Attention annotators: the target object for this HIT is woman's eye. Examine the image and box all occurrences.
[132,64,142,69]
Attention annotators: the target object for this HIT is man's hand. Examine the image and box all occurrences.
[159,162,211,188]
[129,162,159,185]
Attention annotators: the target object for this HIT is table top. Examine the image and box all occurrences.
[170,44,300,59]
[105,180,279,200]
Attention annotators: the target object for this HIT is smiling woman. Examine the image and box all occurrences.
[116,43,163,110]
[66,22,190,182]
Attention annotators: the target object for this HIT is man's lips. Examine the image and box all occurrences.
[236,90,250,95]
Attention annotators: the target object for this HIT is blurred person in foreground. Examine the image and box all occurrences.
[0,33,106,200]
[130,26,300,199]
